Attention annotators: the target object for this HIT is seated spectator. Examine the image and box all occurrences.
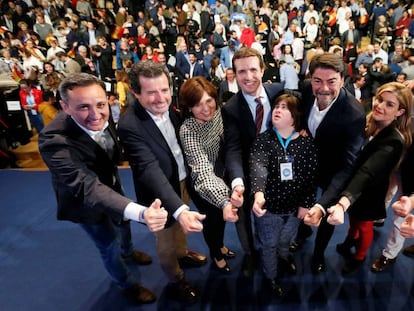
[19,48,44,74]
[46,36,65,71]
[115,69,130,112]
[56,51,82,75]
[38,90,58,126]
[19,79,44,134]
[40,62,64,94]
[141,45,159,62]
[108,92,121,124]
[116,40,139,70]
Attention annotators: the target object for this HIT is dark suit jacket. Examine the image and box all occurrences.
[301,82,366,208]
[218,79,239,103]
[344,126,404,221]
[341,29,361,48]
[82,29,104,46]
[38,112,130,225]
[221,83,284,187]
[345,82,370,101]
[191,61,208,78]
[175,51,190,81]
[117,100,184,223]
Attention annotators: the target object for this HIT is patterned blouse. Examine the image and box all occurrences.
[180,109,230,208]
[249,129,318,214]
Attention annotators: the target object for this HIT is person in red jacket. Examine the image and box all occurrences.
[19,79,44,134]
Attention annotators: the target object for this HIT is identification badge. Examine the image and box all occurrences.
[280,162,293,181]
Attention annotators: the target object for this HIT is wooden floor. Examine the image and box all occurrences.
[8,133,48,170]
[7,132,129,170]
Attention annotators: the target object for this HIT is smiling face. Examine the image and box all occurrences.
[234,56,264,97]
[133,74,171,118]
[372,91,405,130]
[60,83,109,132]
[190,91,216,124]
[311,67,344,109]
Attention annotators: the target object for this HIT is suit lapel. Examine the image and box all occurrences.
[134,102,177,154]
[238,93,256,138]
[66,116,120,161]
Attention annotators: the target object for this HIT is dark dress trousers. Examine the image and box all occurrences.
[221,83,285,254]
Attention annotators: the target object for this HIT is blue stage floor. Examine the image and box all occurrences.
[1,169,413,311]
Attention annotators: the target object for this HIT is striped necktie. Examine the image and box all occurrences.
[255,97,263,135]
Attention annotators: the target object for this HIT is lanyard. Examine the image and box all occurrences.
[273,128,296,154]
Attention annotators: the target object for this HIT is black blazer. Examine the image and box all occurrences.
[117,100,185,223]
[221,83,284,187]
[345,82,370,101]
[175,51,190,81]
[301,81,366,207]
[38,113,130,225]
[218,79,239,103]
[344,126,404,221]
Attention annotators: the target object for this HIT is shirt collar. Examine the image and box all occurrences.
[71,117,109,139]
[242,86,266,103]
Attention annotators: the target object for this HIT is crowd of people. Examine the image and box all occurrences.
[2,0,414,306]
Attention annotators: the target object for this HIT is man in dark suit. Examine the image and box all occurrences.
[345,74,371,113]
[38,73,168,304]
[82,20,104,47]
[218,67,239,104]
[175,40,190,82]
[188,50,209,79]
[117,61,207,303]
[302,53,366,273]
[221,47,285,281]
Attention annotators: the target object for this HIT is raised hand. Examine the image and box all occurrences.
[392,196,413,218]
[304,205,323,227]
[223,203,239,222]
[177,210,206,233]
[144,199,168,232]
[400,214,414,238]
[252,192,266,217]
[231,185,244,208]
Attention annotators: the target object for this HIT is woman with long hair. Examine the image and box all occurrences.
[115,69,130,113]
[327,82,413,274]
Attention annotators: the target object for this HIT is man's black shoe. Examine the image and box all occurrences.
[167,278,197,303]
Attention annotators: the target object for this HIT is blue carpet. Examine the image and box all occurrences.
[1,169,414,311]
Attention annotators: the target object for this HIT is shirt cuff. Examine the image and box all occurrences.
[124,202,148,223]
[314,203,326,217]
[231,178,244,190]
[173,204,190,220]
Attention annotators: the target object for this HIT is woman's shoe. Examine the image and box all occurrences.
[342,257,365,275]
[212,258,231,273]
[221,247,236,259]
